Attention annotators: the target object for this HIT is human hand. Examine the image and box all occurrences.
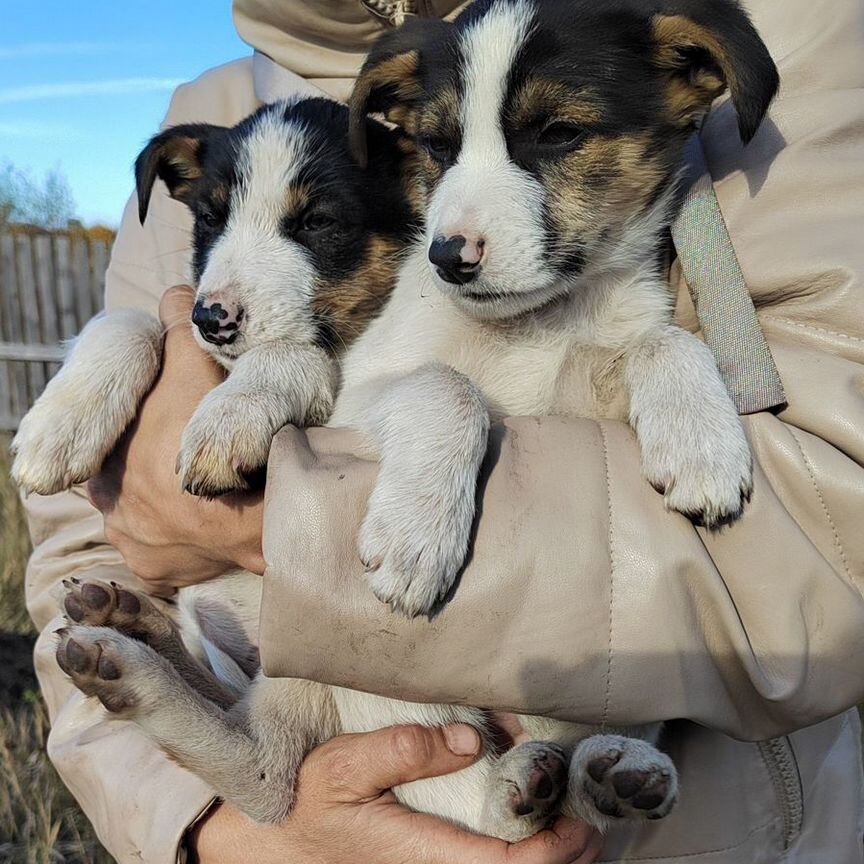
[87,285,265,595]
[191,723,602,864]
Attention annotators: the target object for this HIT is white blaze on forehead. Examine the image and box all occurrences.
[459,0,535,165]
[198,108,320,349]
[233,110,309,230]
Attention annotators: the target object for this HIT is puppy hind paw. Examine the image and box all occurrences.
[482,742,569,842]
[55,627,144,713]
[61,578,183,657]
[569,735,678,827]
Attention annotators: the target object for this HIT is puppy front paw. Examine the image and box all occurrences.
[11,389,105,495]
[359,466,477,618]
[177,396,274,497]
[641,415,753,529]
[645,438,752,529]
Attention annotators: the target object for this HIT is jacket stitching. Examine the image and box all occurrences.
[597,816,780,862]
[762,315,864,346]
[598,421,615,729]
[787,428,853,583]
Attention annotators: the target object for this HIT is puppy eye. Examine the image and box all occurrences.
[301,213,337,232]
[537,122,587,149]
[198,208,220,229]
[420,134,453,163]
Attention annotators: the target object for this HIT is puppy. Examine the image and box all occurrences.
[12,97,418,499]
[29,0,778,843]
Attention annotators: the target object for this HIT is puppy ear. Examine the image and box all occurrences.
[652,0,779,143]
[134,124,220,224]
[349,17,451,167]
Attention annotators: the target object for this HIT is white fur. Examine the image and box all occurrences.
[11,310,162,495]
[193,112,321,362]
[428,1,553,317]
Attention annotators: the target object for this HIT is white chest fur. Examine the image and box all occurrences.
[329,246,670,428]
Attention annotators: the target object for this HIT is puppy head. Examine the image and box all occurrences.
[350,0,778,320]
[135,98,419,361]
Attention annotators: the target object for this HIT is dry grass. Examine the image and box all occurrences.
[0,436,113,864]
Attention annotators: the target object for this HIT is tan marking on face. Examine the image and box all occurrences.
[416,86,461,192]
[508,79,603,129]
[208,181,230,208]
[652,14,732,128]
[311,234,405,351]
[284,183,310,217]
[543,132,671,256]
[163,136,203,203]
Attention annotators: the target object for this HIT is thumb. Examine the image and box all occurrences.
[159,283,196,334]
[157,284,224,389]
[314,724,483,800]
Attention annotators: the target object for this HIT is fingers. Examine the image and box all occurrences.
[369,809,601,864]
[505,818,602,864]
[311,724,482,800]
[158,284,196,332]
[157,284,224,390]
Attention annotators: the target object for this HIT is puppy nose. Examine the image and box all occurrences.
[429,234,485,285]
[192,298,244,345]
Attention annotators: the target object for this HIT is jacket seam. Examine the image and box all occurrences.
[598,421,615,728]
[761,315,864,346]
[787,428,853,583]
[597,815,780,862]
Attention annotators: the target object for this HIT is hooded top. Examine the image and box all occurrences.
[233,0,464,82]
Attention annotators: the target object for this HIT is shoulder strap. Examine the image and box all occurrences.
[671,135,786,415]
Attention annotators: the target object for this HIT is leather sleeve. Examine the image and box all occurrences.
[258,0,864,741]
[23,60,262,864]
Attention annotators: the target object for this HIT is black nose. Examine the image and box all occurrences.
[429,235,481,285]
[192,300,242,345]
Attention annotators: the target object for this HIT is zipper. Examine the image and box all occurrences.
[758,737,804,849]
[361,0,418,27]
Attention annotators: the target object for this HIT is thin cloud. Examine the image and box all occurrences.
[0,120,80,140]
[0,42,122,60]
[0,78,184,105]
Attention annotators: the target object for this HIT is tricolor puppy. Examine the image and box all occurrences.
[31,0,778,845]
[12,98,418,497]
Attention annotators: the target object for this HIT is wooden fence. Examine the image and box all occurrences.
[0,228,112,431]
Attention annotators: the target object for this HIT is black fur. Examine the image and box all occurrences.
[135,99,419,284]
[351,0,779,162]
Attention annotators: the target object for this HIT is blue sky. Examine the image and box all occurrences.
[1,2,248,226]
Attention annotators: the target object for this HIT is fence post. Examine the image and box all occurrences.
[0,228,113,432]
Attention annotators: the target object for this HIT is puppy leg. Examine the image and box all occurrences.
[11,310,162,495]
[56,626,336,823]
[177,342,336,496]
[354,362,490,617]
[625,325,752,528]
[61,578,238,708]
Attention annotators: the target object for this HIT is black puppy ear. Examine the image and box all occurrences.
[134,124,221,224]
[652,0,779,143]
[349,17,451,167]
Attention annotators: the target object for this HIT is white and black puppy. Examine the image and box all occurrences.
[12,97,418,498]
[27,0,778,844]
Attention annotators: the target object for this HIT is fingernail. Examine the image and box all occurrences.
[444,724,481,756]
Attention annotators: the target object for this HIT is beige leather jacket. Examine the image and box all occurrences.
[24,1,864,862]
